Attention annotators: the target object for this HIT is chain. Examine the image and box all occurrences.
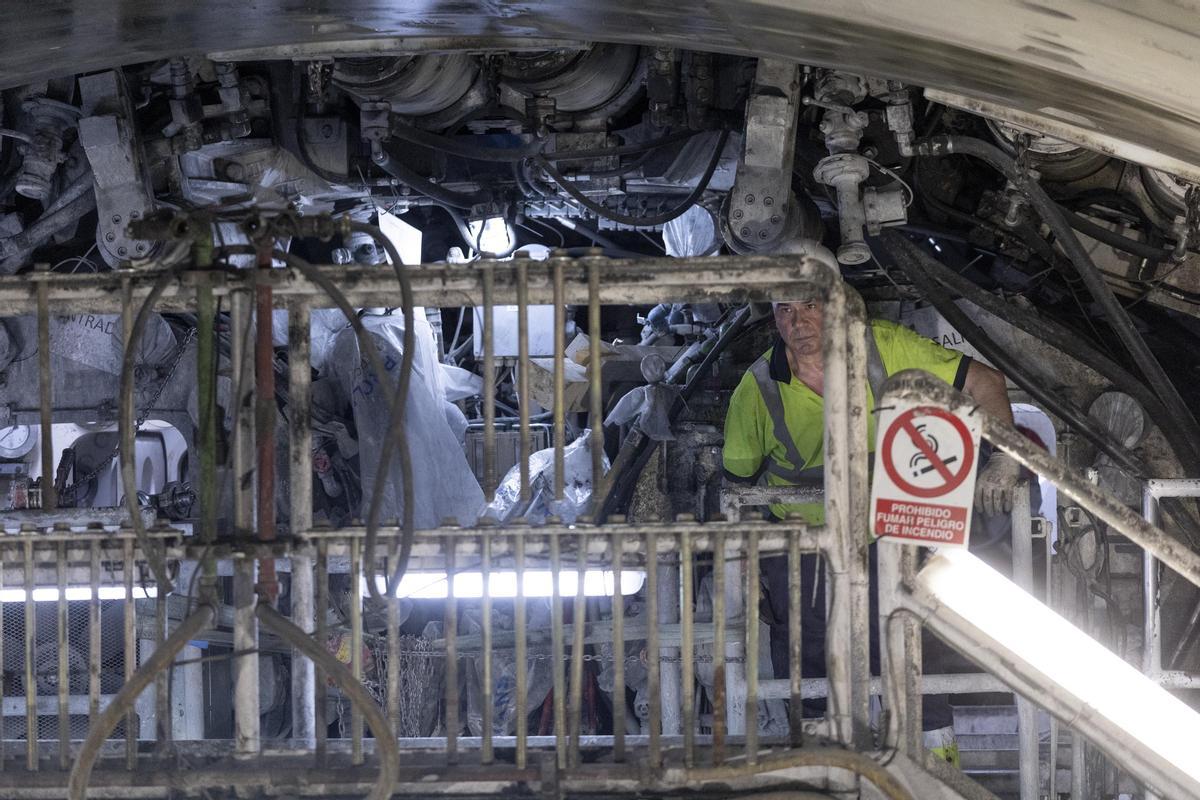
[62,326,198,497]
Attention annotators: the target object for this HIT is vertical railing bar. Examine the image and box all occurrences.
[0,550,5,769]
[745,531,760,765]
[517,258,532,503]
[386,554,400,739]
[711,530,727,764]
[315,541,328,763]
[645,530,661,767]
[568,532,586,767]
[481,532,494,765]
[553,259,566,500]
[36,277,55,511]
[123,538,135,769]
[550,534,566,768]
[155,575,170,750]
[89,542,101,728]
[680,529,695,767]
[24,540,37,771]
[444,536,459,764]
[788,530,803,746]
[481,266,497,502]
[57,542,68,769]
[514,533,528,770]
[610,530,626,762]
[587,261,604,500]
[350,536,363,766]
[286,297,316,750]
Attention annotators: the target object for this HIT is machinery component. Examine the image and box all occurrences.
[723,59,802,252]
[986,118,1109,181]
[0,424,37,461]
[14,94,80,203]
[147,480,196,521]
[646,48,679,129]
[500,44,640,123]
[77,71,159,265]
[333,54,479,118]
[164,58,204,152]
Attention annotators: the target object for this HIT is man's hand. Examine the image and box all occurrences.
[974,452,1021,515]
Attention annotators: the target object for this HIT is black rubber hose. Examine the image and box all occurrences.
[1060,205,1169,262]
[914,135,1200,468]
[534,129,730,229]
[597,304,755,520]
[389,121,696,164]
[900,241,1175,438]
[372,149,490,209]
[882,232,1147,477]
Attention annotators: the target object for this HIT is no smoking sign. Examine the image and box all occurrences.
[870,400,981,548]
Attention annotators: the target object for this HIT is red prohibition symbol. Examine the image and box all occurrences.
[880,406,975,498]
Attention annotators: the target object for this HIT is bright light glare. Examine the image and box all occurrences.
[468,216,512,256]
[375,569,645,599]
[921,549,1200,784]
[0,586,157,603]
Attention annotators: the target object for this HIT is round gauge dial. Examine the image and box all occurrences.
[0,425,37,460]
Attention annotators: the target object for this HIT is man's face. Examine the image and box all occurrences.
[774,300,824,358]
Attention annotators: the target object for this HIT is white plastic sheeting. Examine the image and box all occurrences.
[483,431,608,525]
[327,313,485,529]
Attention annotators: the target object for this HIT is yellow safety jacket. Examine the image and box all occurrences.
[722,319,969,523]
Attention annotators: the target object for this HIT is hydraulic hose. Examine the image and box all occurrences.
[913,135,1200,469]
[1061,205,1169,262]
[882,232,1147,477]
[257,603,400,800]
[372,148,490,209]
[899,239,1180,454]
[68,604,216,800]
[117,249,191,594]
[389,121,696,164]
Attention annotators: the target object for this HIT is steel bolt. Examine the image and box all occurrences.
[136,243,146,254]
[105,232,115,242]
[759,230,769,240]
[732,209,744,220]
[770,215,781,224]
[111,214,121,225]
[320,124,333,138]
[745,194,755,203]
[740,226,751,238]
[764,196,774,206]
[118,246,128,256]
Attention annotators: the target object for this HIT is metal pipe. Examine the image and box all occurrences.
[36,277,55,511]
[745,528,759,765]
[550,533,566,768]
[255,249,278,600]
[287,299,316,749]
[513,531,528,769]
[711,529,726,762]
[232,557,259,758]
[386,555,400,738]
[444,535,459,763]
[722,532,747,740]
[821,283,854,747]
[197,276,218,547]
[610,530,626,761]
[482,264,497,501]
[587,258,604,497]
[350,535,364,765]
[23,540,35,771]
[680,529,696,766]
[645,529,661,767]
[568,532,587,767]
[553,259,566,500]
[844,286,872,751]
[516,257,531,502]
[57,542,69,768]
[1142,485,1163,677]
[788,532,803,745]
[657,544,681,741]
[123,538,135,769]
[315,541,328,762]
[1012,483,1040,800]
[480,532,494,764]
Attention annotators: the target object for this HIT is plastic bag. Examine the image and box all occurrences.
[663,204,720,258]
[327,313,485,529]
[483,431,608,525]
[462,600,557,736]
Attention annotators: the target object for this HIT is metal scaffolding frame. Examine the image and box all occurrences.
[0,242,1196,799]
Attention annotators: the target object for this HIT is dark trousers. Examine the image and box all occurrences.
[760,544,954,730]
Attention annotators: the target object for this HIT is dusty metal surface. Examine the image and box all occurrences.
[0,2,1197,172]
